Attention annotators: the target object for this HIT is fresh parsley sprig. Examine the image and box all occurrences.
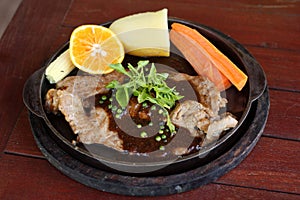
[106,60,184,133]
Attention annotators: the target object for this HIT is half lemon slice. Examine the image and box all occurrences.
[70,25,125,74]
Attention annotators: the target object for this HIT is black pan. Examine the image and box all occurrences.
[23,18,266,176]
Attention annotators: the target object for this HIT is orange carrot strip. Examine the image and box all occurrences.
[170,29,232,91]
[171,23,248,91]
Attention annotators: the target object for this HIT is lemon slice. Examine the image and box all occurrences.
[70,25,125,74]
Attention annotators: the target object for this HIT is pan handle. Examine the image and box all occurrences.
[23,67,45,118]
[243,52,267,102]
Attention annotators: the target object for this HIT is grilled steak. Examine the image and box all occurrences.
[45,70,237,155]
[45,73,124,151]
[170,73,227,115]
[170,100,214,138]
[56,90,123,150]
[170,100,237,155]
[170,100,237,145]
[203,112,238,146]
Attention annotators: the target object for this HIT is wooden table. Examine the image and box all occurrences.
[0,0,299,199]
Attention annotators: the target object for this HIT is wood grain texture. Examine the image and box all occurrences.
[248,47,300,91]
[217,137,300,194]
[0,0,72,78]
[0,0,72,152]
[264,90,300,140]
[5,108,42,157]
[0,77,24,152]
[0,154,299,200]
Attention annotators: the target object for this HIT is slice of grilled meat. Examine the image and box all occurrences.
[45,73,124,151]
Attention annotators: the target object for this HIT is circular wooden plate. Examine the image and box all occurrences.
[28,87,269,196]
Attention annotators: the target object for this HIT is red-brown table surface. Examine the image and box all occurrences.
[0,0,299,199]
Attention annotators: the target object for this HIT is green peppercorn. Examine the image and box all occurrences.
[159,146,165,150]
[101,95,107,100]
[155,135,162,142]
[117,108,122,114]
[140,131,148,138]
[115,114,121,119]
[112,105,117,111]
[142,102,148,108]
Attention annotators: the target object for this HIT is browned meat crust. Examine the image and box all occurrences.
[56,71,124,99]
[56,90,123,150]
[170,73,227,115]
[45,73,124,151]
[170,100,237,154]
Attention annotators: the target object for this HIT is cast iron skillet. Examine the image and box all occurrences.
[23,18,266,176]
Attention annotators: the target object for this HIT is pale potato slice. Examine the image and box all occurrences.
[109,8,170,57]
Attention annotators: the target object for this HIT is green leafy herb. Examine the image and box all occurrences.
[106,60,184,133]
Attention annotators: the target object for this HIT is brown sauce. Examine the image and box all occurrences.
[91,65,204,157]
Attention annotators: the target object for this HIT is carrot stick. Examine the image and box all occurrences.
[171,23,248,91]
[170,29,231,91]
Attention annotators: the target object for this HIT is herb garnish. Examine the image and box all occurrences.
[106,60,184,133]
